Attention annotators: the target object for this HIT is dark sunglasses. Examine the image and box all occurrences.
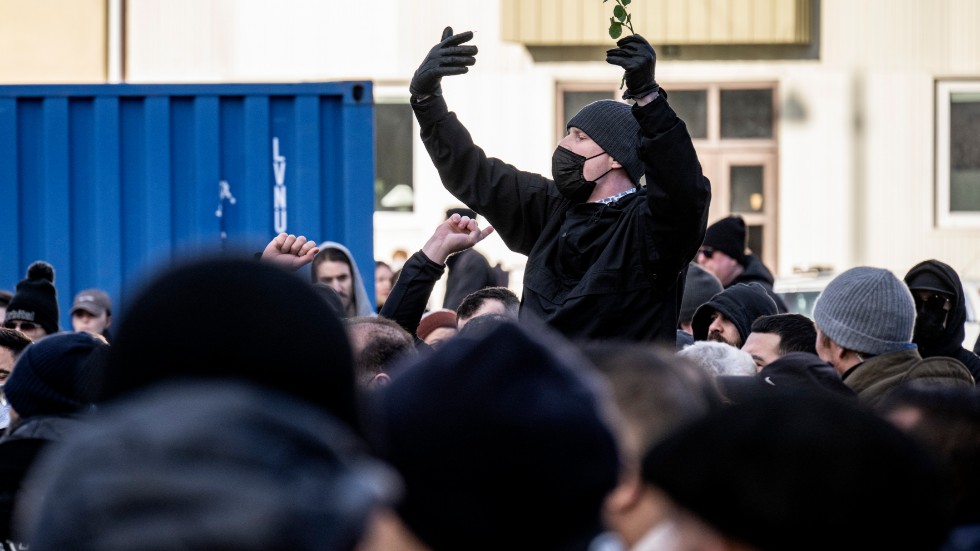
[698,246,715,259]
[3,320,40,332]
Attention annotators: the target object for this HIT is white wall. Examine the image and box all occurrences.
[124,0,980,303]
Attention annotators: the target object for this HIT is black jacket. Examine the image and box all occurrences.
[412,93,711,344]
[379,250,442,354]
[731,254,788,313]
[904,259,980,383]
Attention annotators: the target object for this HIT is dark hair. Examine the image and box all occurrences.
[312,247,353,276]
[346,316,416,384]
[750,313,817,356]
[456,287,520,322]
[0,327,32,356]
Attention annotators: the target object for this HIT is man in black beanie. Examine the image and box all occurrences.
[697,214,788,312]
[641,393,951,551]
[408,27,710,344]
[100,255,363,435]
[3,261,60,340]
[368,320,621,551]
[0,331,109,543]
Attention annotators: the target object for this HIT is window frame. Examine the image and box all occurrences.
[936,80,980,228]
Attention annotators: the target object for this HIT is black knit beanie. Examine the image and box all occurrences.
[370,321,620,551]
[5,332,109,418]
[642,393,950,551]
[102,256,362,435]
[5,261,60,335]
[702,216,747,265]
[567,100,644,185]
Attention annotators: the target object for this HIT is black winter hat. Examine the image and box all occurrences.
[691,282,778,343]
[642,393,951,551]
[370,321,620,551]
[679,262,724,325]
[18,382,400,551]
[5,332,109,418]
[702,215,747,265]
[102,256,361,434]
[5,261,60,335]
[567,100,644,185]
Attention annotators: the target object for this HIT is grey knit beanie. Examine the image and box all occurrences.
[813,267,916,355]
[567,100,644,185]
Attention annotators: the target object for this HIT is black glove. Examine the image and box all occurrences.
[606,34,658,101]
[410,26,478,98]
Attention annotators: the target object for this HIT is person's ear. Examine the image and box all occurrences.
[369,372,392,388]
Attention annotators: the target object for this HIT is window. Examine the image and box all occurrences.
[937,81,980,227]
[374,102,414,212]
[557,82,779,268]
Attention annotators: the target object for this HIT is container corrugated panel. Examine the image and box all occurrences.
[0,82,375,329]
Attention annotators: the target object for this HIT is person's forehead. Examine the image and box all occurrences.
[743,331,780,351]
[319,260,352,276]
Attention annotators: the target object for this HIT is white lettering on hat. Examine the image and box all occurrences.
[6,309,35,321]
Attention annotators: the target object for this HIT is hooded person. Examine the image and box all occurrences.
[904,259,980,384]
[311,241,375,318]
[99,256,362,435]
[641,392,952,551]
[3,261,60,340]
[14,381,402,551]
[691,282,779,348]
[0,332,110,543]
[367,320,621,551]
[696,215,788,313]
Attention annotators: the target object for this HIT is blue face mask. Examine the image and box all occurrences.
[551,146,611,203]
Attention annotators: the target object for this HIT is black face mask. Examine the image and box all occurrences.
[551,146,611,203]
[914,294,951,341]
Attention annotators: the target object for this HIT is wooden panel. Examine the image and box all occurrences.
[501,0,811,45]
[0,0,107,83]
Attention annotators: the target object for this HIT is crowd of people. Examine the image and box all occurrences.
[0,24,978,551]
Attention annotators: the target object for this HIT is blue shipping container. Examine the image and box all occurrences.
[0,82,376,330]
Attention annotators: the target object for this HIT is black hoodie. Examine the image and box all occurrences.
[904,259,980,383]
[691,282,779,345]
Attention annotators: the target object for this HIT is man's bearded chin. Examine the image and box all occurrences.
[707,331,727,343]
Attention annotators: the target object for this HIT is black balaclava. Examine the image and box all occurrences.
[904,259,966,357]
